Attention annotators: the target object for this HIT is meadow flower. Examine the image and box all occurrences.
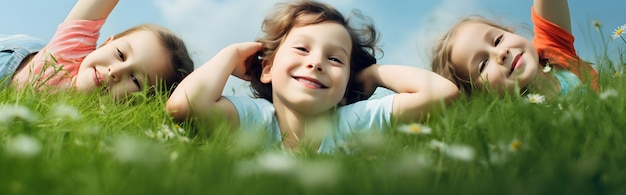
[255,151,297,174]
[542,64,552,73]
[526,93,545,104]
[599,88,618,100]
[170,151,179,162]
[392,152,432,175]
[611,24,626,39]
[397,123,432,135]
[5,134,42,158]
[50,103,82,121]
[429,139,447,151]
[488,144,509,164]
[592,20,602,31]
[145,124,182,142]
[0,105,38,123]
[509,139,521,152]
[487,139,522,164]
[295,160,341,189]
[444,144,475,162]
[112,135,166,164]
[430,140,476,162]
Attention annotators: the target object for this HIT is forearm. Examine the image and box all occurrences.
[367,64,459,122]
[370,65,456,96]
[65,0,119,21]
[167,43,259,121]
[533,0,571,33]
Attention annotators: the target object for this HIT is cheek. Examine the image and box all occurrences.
[475,68,502,88]
[110,82,139,97]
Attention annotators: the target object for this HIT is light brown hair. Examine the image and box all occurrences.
[113,24,194,95]
[430,16,513,96]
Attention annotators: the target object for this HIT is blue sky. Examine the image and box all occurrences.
[2,0,624,93]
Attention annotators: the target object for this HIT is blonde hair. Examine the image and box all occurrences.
[430,16,513,96]
[248,0,380,105]
[113,24,194,95]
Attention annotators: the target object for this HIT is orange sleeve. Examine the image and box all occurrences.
[531,7,599,91]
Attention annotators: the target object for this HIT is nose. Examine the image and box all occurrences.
[107,63,131,82]
[306,54,324,72]
[493,48,509,65]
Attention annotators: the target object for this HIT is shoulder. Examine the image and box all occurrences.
[336,94,396,132]
[224,96,276,127]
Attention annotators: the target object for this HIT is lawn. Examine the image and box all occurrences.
[1,25,626,195]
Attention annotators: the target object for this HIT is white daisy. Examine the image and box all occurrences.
[398,123,432,135]
[5,134,42,158]
[0,105,38,123]
[527,93,545,104]
[612,24,626,39]
[599,89,618,100]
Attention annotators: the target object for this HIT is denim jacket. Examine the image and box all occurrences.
[0,34,46,87]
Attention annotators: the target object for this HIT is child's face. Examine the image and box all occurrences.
[261,21,352,114]
[450,22,541,95]
[74,30,172,100]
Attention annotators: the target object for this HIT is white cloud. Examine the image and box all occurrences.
[155,0,282,94]
[155,0,276,64]
[385,0,478,69]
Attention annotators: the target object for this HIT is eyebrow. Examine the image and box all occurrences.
[293,34,350,57]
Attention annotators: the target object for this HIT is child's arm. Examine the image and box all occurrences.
[64,0,119,22]
[357,64,459,123]
[533,0,571,33]
[166,42,263,122]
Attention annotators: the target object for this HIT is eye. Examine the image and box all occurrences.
[294,47,308,53]
[494,35,503,46]
[116,48,126,61]
[479,59,487,73]
[328,57,344,65]
[131,74,141,89]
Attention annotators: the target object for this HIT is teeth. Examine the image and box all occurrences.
[297,78,322,88]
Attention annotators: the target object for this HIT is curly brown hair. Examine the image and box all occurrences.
[430,16,513,96]
[247,0,380,105]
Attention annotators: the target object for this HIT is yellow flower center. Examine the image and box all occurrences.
[409,124,421,133]
[510,140,521,151]
[617,29,624,35]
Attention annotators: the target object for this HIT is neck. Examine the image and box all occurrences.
[273,101,329,150]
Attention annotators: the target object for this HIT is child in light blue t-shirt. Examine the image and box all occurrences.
[167,1,459,154]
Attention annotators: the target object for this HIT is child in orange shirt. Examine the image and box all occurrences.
[431,0,599,98]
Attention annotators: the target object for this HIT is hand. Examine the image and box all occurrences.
[230,42,263,81]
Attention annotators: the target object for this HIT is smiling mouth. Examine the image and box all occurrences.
[509,53,523,76]
[294,76,328,89]
[94,68,107,90]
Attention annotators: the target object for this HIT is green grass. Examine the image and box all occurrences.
[2,35,626,195]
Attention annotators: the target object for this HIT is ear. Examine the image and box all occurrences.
[100,36,115,47]
[259,59,273,84]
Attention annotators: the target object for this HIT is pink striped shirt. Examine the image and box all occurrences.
[27,19,105,89]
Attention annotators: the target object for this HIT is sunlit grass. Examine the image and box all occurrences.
[1,23,626,194]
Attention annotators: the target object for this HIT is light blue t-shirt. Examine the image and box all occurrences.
[224,94,396,154]
[553,69,581,94]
